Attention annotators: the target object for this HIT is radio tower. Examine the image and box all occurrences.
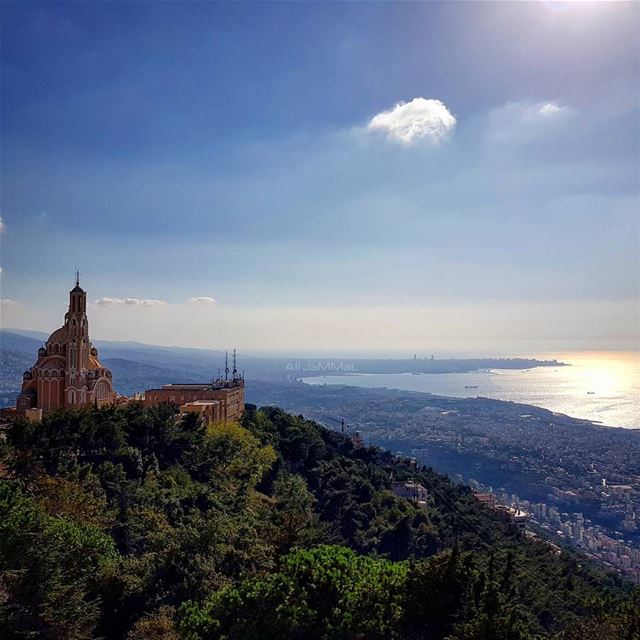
[224,352,229,381]
[232,348,238,380]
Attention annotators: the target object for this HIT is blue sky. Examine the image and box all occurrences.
[1,1,638,354]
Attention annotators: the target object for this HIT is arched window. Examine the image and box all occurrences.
[68,389,76,404]
[69,339,77,370]
[95,381,110,401]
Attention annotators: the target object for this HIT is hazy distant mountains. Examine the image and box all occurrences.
[0,328,564,408]
[0,329,283,402]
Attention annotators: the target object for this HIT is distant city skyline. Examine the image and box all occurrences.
[2,1,638,353]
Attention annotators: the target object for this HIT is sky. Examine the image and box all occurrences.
[1,1,639,355]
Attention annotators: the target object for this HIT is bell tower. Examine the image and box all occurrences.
[64,269,90,376]
[68,268,87,314]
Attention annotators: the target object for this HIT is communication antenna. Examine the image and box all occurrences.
[224,351,229,381]
[341,418,345,434]
[75,267,80,287]
[232,348,238,379]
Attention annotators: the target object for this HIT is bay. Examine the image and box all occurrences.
[302,351,640,429]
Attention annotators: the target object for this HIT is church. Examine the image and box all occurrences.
[16,275,116,414]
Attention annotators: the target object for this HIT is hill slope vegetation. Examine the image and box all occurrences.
[0,404,637,639]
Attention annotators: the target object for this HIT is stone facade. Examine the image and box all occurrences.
[144,381,245,422]
[16,278,116,412]
[179,400,222,424]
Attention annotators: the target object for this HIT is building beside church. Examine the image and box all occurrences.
[16,276,116,414]
[144,379,245,423]
[143,347,245,422]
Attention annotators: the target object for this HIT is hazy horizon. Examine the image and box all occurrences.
[2,323,637,361]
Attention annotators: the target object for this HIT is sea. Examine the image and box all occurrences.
[302,351,640,429]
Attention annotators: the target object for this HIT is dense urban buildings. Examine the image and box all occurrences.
[15,275,116,417]
[470,479,640,580]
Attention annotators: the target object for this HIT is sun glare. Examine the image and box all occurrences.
[554,351,640,398]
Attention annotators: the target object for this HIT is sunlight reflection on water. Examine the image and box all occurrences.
[303,351,640,429]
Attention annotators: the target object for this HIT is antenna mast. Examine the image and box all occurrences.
[224,352,229,381]
[232,348,237,380]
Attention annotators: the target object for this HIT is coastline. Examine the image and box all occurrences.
[300,353,640,430]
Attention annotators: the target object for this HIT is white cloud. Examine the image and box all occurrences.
[538,102,568,118]
[487,100,574,143]
[94,296,216,306]
[0,298,18,306]
[367,98,456,145]
[94,297,166,307]
[0,217,4,233]
[186,296,216,304]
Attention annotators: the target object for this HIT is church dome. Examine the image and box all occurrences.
[88,355,103,370]
[46,326,67,346]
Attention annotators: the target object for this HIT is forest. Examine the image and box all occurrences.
[0,403,638,639]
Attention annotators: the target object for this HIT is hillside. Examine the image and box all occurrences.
[0,350,33,407]
[0,404,637,639]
